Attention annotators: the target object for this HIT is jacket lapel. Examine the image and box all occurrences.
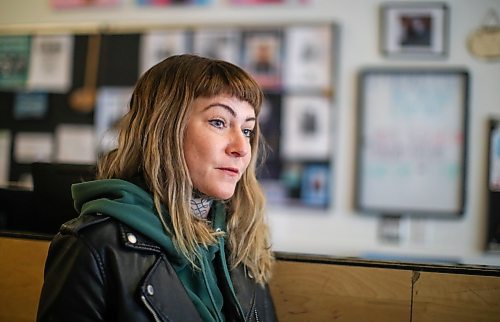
[228,265,256,321]
[140,255,204,322]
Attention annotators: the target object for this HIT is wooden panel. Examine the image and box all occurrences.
[0,237,50,322]
[2,236,499,322]
[412,271,500,322]
[269,260,412,322]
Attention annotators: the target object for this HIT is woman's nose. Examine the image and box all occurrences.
[227,129,249,158]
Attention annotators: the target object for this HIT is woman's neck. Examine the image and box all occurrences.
[190,190,213,219]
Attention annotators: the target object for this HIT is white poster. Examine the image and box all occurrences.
[139,30,189,76]
[192,28,241,65]
[55,124,96,164]
[27,34,74,92]
[284,25,332,90]
[14,132,54,163]
[95,86,133,153]
[281,95,330,160]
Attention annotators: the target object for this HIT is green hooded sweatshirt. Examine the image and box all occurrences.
[71,178,244,322]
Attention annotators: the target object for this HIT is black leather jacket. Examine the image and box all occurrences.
[37,213,277,322]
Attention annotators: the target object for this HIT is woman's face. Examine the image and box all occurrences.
[184,95,256,200]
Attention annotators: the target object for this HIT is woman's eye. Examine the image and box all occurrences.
[209,119,225,129]
[242,128,254,138]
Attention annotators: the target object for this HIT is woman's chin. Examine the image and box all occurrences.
[194,185,235,200]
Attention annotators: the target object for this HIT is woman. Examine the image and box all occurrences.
[37,54,276,322]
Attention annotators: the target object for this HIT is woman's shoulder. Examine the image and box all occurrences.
[54,213,162,255]
[57,212,116,242]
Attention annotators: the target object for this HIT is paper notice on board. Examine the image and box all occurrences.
[0,130,11,185]
[95,87,133,153]
[55,124,96,164]
[27,34,74,93]
[139,30,188,77]
[192,28,241,65]
[0,35,30,89]
[14,132,54,163]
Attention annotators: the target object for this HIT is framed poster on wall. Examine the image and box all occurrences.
[355,68,469,217]
[380,2,449,58]
[487,118,500,252]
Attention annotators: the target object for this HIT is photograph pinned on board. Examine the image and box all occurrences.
[301,163,330,208]
[283,25,334,91]
[242,29,282,89]
[380,2,448,58]
[280,95,331,161]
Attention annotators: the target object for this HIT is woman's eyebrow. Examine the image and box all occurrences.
[204,103,256,122]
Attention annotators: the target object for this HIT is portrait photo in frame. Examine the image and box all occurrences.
[380,2,449,58]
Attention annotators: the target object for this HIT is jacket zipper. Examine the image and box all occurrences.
[141,295,162,322]
[254,308,260,322]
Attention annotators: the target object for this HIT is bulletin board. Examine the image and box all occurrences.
[354,68,469,217]
[0,22,338,209]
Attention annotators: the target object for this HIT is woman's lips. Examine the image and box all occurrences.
[217,167,239,176]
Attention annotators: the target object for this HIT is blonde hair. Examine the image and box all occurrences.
[97,54,273,283]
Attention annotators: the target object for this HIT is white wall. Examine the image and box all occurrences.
[1,0,500,265]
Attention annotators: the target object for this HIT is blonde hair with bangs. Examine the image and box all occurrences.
[97,54,273,283]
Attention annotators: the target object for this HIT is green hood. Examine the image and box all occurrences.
[72,178,186,266]
[71,178,243,322]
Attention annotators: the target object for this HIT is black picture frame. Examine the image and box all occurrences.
[380,2,449,58]
[354,68,469,217]
[486,118,500,252]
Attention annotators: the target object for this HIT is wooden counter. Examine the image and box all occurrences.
[1,234,499,322]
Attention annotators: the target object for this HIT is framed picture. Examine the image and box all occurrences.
[488,119,500,192]
[280,94,331,161]
[486,118,500,252]
[380,2,449,58]
[355,68,469,217]
[242,28,283,89]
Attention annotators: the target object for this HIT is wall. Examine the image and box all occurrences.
[1,0,500,265]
